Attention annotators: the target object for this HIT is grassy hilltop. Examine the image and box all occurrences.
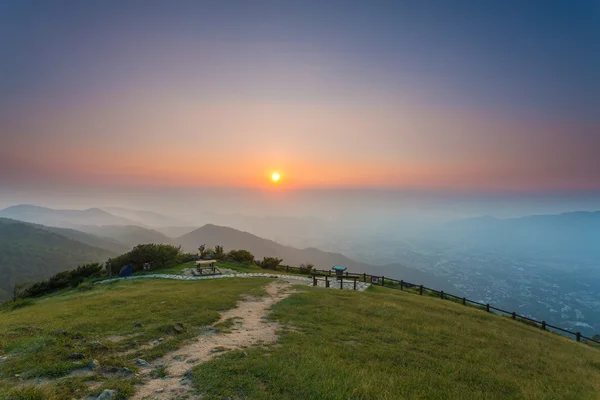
[0,274,599,399]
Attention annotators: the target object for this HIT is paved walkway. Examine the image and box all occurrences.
[96,272,371,291]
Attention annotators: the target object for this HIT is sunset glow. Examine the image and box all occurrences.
[1,2,598,193]
[271,172,281,183]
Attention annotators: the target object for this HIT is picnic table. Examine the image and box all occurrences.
[195,259,218,274]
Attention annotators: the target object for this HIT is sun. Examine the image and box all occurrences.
[271,172,281,182]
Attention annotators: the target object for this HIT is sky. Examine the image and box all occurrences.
[1,0,599,197]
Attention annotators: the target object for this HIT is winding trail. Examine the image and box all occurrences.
[132,279,293,400]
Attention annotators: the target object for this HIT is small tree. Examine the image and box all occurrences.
[260,257,283,270]
[593,334,600,342]
[214,245,225,260]
[299,263,314,274]
[198,244,206,255]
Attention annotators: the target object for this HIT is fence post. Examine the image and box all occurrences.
[512,312,516,320]
[541,321,546,330]
[486,304,490,312]
[326,276,329,288]
[340,277,343,290]
[400,280,404,290]
[462,297,466,305]
[381,276,385,286]
[346,271,349,277]
[363,273,366,282]
[354,279,357,291]
[440,290,444,299]
[576,332,581,342]
[419,285,423,295]
[312,274,316,286]
[286,265,289,272]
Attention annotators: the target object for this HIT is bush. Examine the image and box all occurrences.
[107,244,184,275]
[259,257,283,270]
[227,249,255,264]
[180,252,199,263]
[214,245,225,260]
[299,263,314,274]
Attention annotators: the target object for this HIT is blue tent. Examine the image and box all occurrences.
[119,264,133,277]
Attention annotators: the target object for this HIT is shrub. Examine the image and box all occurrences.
[227,249,255,264]
[299,263,314,274]
[180,252,199,263]
[214,245,225,260]
[259,257,283,270]
[107,244,183,275]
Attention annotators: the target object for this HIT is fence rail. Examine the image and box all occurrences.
[312,269,600,345]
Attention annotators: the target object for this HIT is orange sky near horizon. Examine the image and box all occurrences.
[2,2,599,194]
[5,93,598,192]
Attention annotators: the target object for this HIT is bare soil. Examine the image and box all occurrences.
[131,279,293,400]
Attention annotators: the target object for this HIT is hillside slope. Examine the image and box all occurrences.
[0,277,598,399]
[192,284,600,399]
[39,226,129,254]
[0,218,116,300]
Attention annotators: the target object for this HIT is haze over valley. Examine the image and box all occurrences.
[1,200,599,337]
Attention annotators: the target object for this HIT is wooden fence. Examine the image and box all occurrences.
[312,269,600,345]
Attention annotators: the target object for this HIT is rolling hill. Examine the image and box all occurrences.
[41,226,129,254]
[176,224,454,291]
[0,218,116,301]
[77,225,174,249]
[0,204,139,229]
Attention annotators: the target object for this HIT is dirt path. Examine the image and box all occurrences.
[132,279,293,400]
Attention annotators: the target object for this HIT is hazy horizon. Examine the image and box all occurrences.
[2,186,600,225]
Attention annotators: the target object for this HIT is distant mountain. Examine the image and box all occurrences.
[176,224,365,268]
[77,225,173,249]
[157,226,199,238]
[0,204,139,229]
[195,213,335,245]
[176,224,454,291]
[102,207,184,227]
[41,226,129,254]
[436,211,600,261]
[0,218,115,301]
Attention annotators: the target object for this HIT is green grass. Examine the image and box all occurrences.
[191,285,600,400]
[217,260,264,273]
[0,277,270,399]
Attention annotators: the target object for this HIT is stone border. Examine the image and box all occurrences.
[95,273,371,291]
